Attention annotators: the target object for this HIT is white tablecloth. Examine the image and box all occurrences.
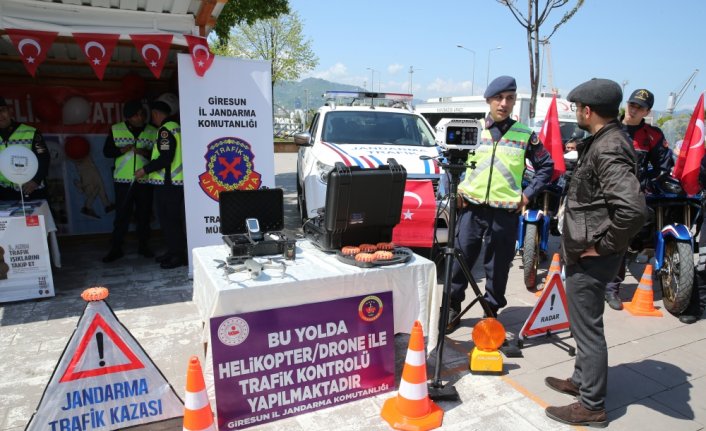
[192,240,441,349]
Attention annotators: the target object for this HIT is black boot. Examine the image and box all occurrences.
[679,272,705,324]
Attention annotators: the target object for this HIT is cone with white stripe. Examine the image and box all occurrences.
[381,321,443,430]
[624,264,663,317]
[536,253,562,297]
[183,356,216,431]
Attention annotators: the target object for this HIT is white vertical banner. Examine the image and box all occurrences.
[178,54,275,272]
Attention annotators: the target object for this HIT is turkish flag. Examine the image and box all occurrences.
[392,180,436,248]
[537,95,566,181]
[185,35,215,77]
[72,33,120,80]
[673,93,705,195]
[129,34,173,79]
[6,29,58,77]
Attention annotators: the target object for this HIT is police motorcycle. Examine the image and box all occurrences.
[632,175,701,315]
[516,150,578,290]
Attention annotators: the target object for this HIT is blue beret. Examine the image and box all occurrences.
[484,75,517,98]
[567,78,622,108]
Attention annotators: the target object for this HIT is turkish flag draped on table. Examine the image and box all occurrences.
[537,95,566,181]
[184,35,215,77]
[673,93,705,195]
[129,34,174,79]
[72,33,120,80]
[5,29,58,77]
[392,180,436,247]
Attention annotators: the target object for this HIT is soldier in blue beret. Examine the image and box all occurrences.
[446,75,554,332]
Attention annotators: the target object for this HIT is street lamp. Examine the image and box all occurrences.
[456,44,476,96]
[366,67,377,92]
[486,46,502,88]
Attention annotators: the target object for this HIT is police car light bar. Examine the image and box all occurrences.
[324,91,413,102]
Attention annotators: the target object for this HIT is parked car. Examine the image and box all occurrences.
[294,91,449,244]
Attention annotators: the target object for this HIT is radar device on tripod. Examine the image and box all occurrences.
[425,118,505,400]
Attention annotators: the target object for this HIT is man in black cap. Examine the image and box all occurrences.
[135,100,186,269]
[447,75,554,331]
[101,100,157,263]
[604,88,673,310]
[0,96,50,201]
[545,78,646,427]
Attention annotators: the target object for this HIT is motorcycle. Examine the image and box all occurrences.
[635,177,701,315]
[516,151,578,290]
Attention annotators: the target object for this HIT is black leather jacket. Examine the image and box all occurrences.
[561,120,647,265]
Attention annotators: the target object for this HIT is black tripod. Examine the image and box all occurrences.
[428,150,496,401]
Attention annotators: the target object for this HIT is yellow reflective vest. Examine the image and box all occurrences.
[458,122,532,209]
[149,121,183,185]
[111,122,157,183]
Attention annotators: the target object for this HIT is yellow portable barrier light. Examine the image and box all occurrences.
[469,317,506,374]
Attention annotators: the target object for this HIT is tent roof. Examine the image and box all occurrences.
[0,0,228,83]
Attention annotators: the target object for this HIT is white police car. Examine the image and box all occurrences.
[294,91,448,243]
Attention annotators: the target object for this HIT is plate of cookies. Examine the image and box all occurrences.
[336,242,414,268]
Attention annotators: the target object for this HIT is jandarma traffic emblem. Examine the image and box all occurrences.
[198,137,262,201]
[358,295,384,322]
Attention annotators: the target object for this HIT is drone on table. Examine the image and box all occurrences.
[214,258,286,280]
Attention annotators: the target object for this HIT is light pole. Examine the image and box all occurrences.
[366,67,377,92]
[486,46,502,88]
[456,44,476,95]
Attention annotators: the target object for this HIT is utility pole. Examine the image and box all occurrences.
[408,66,423,94]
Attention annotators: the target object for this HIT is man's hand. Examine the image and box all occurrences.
[134,168,146,179]
[580,246,599,258]
[515,193,530,213]
[135,148,151,158]
[21,180,39,195]
[121,144,134,154]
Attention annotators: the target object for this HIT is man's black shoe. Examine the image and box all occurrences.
[446,308,461,333]
[155,253,170,263]
[102,249,124,263]
[605,292,623,311]
[679,314,699,324]
[160,256,186,269]
[138,246,155,258]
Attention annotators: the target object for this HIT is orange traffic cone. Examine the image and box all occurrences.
[536,253,562,297]
[183,356,216,431]
[624,264,663,317]
[381,321,443,431]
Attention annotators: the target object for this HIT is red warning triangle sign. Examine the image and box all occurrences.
[520,272,570,339]
[59,313,144,382]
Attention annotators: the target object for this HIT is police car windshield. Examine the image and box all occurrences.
[322,111,436,147]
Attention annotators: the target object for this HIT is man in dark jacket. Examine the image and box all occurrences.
[604,88,673,310]
[544,79,646,428]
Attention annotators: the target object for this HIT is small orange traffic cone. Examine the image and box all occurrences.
[381,321,443,431]
[624,264,663,317]
[536,253,562,297]
[183,356,216,431]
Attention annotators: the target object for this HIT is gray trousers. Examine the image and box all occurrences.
[566,253,622,410]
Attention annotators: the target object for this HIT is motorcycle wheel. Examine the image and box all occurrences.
[523,223,540,291]
[660,240,694,316]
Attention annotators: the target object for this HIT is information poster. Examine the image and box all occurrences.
[0,215,54,302]
[210,292,394,430]
[178,54,275,272]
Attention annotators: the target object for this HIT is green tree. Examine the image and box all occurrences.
[213,0,290,43]
[496,0,584,118]
[214,11,318,93]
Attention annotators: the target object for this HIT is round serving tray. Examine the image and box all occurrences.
[335,246,414,268]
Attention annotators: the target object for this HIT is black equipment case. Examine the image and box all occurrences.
[219,189,296,261]
[304,159,406,251]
